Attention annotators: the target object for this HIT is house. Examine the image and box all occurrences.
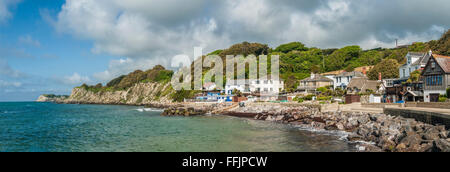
[399,51,432,79]
[203,82,217,91]
[225,78,284,95]
[297,73,333,93]
[334,71,365,90]
[422,54,450,102]
[322,66,373,81]
[346,77,383,95]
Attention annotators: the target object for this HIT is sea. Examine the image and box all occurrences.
[0,102,357,152]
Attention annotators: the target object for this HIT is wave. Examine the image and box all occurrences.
[135,108,164,112]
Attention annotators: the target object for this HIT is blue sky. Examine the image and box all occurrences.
[0,0,449,101]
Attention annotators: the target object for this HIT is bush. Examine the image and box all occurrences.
[304,94,315,101]
[439,95,447,102]
[318,96,332,101]
[447,88,450,99]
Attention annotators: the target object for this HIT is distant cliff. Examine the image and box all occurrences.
[36,94,69,102]
[38,65,176,106]
[61,82,174,105]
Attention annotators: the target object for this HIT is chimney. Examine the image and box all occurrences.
[362,67,367,76]
[395,39,398,47]
[311,72,315,79]
[428,50,432,56]
[378,72,382,81]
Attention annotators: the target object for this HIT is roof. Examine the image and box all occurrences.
[336,71,365,77]
[347,78,381,92]
[300,74,333,82]
[433,54,450,73]
[404,90,424,97]
[410,52,432,66]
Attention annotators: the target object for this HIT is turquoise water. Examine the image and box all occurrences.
[0,102,356,152]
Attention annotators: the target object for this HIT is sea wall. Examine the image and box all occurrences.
[363,102,450,109]
[384,108,450,130]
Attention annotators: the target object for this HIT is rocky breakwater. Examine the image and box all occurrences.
[162,103,235,117]
[162,106,207,117]
[247,104,450,152]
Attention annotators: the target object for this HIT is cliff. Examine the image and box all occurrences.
[60,82,174,106]
[36,94,69,102]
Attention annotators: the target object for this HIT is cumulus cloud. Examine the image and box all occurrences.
[0,58,22,78]
[61,73,91,85]
[0,0,21,23]
[18,35,41,47]
[52,0,449,80]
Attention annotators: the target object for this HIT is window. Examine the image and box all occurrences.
[432,62,436,69]
[403,69,406,77]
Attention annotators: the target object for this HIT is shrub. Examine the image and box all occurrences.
[439,95,447,102]
[447,88,450,99]
[304,94,315,101]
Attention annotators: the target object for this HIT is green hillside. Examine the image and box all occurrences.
[78,29,449,95]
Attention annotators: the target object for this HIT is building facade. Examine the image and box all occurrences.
[225,79,284,95]
[399,51,432,79]
[422,54,450,102]
[334,71,365,90]
[297,73,334,93]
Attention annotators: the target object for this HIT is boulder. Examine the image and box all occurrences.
[400,132,422,147]
[434,139,450,152]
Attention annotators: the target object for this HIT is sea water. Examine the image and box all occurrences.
[0,102,356,152]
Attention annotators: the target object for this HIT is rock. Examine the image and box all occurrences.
[434,139,450,152]
[439,131,448,139]
[347,133,364,142]
[357,115,370,125]
[395,143,407,152]
[418,143,435,152]
[379,138,397,152]
[336,122,345,131]
[423,128,440,140]
[311,122,326,130]
[400,132,422,147]
[357,127,370,138]
[312,117,325,123]
[275,115,285,121]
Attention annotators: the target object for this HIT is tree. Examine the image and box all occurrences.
[431,29,450,56]
[367,59,400,80]
[274,42,308,53]
[325,46,362,72]
[219,42,270,57]
[407,70,422,83]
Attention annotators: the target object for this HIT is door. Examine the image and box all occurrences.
[430,94,440,102]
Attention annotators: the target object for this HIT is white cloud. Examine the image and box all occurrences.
[0,80,22,88]
[0,58,22,78]
[62,73,91,85]
[0,0,21,23]
[51,0,450,81]
[18,35,41,47]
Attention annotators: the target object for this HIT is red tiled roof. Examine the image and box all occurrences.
[433,54,450,73]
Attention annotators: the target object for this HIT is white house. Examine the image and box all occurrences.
[225,79,284,95]
[334,71,365,90]
[399,51,432,79]
[203,82,217,91]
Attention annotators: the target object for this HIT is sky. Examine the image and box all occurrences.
[0,0,449,101]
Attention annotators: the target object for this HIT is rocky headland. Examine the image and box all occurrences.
[43,82,175,108]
